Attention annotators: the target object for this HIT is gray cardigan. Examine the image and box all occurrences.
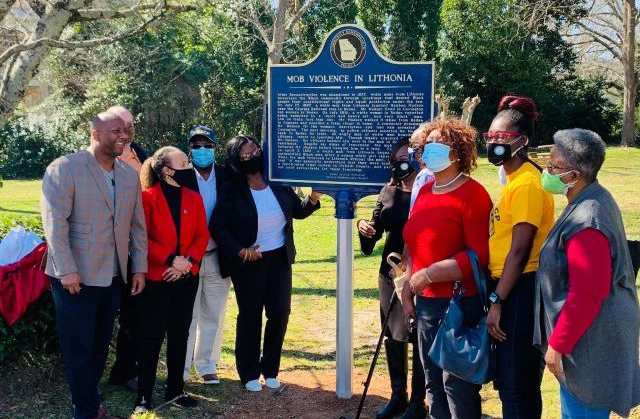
[534,181,640,416]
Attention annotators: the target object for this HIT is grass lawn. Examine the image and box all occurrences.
[1,147,639,418]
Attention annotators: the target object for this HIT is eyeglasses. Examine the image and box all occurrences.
[239,149,261,161]
[483,132,525,143]
[190,143,214,150]
[546,164,573,173]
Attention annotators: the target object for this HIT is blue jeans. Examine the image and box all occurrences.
[416,295,483,419]
[494,272,545,419]
[51,276,122,419]
[560,387,610,419]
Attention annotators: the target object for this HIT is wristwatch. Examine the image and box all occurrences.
[489,292,504,305]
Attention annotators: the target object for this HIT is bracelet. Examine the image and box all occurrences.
[242,249,249,263]
[424,267,433,284]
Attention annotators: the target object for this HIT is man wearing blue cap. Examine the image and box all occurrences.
[183,125,231,385]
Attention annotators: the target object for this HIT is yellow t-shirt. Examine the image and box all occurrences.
[489,162,554,277]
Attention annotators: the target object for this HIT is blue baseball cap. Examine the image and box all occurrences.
[188,125,217,144]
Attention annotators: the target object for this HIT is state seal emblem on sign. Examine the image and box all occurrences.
[330,29,366,68]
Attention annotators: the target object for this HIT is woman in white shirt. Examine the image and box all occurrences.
[211,135,321,392]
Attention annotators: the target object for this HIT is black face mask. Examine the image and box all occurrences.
[391,160,415,181]
[238,155,263,175]
[167,167,197,190]
[487,143,513,166]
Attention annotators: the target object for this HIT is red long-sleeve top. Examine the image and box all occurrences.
[403,179,493,298]
[548,228,612,354]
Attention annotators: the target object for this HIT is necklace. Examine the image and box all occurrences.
[433,172,467,188]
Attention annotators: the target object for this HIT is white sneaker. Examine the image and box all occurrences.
[245,379,262,392]
[264,377,281,389]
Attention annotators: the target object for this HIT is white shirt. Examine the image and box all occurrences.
[409,168,434,212]
[195,167,217,250]
[250,186,286,252]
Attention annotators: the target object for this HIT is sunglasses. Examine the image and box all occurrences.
[482,132,525,143]
[190,143,214,149]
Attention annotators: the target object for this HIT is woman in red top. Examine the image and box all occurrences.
[402,118,492,419]
[134,146,209,413]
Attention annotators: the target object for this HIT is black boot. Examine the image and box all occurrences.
[377,338,409,419]
[400,400,428,419]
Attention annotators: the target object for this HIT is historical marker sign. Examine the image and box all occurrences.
[267,25,434,190]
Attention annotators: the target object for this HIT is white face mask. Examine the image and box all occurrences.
[498,165,508,186]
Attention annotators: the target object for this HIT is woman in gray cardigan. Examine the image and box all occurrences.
[534,128,640,417]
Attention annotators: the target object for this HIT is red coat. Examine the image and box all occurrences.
[142,183,209,281]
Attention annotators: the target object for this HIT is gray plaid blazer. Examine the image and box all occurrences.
[41,149,148,286]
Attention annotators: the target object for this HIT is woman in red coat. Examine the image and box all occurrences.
[134,146,209,413]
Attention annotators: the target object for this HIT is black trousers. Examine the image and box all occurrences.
[135,276,198,401]
[231,247,292,384]
[109,281,137,383]
[493,272,545,419]
[51,276,122,419]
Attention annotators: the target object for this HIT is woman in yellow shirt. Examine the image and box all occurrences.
[484,96,554,419]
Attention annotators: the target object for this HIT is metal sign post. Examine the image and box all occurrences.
[335,190,355,398]
[265,24,434,399]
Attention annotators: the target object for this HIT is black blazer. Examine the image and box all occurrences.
[180,163,228,195]
[211,180,320,278]
[359,184,411,278]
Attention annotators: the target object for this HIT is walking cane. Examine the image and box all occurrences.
[349,253,409,419]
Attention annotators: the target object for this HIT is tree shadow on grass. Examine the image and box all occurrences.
[0,206,39,215]
[296,248,384,265]
[291,287,379,299]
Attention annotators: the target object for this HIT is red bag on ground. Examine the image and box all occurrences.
[0,242,49,326]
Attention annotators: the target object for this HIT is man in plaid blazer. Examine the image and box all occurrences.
[41,111,148,419]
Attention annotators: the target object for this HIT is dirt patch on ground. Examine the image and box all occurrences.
[208,369,393,419]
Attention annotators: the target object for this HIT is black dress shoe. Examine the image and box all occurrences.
[400,401,428,419]
[377,392,408,419]
[169,392,199,408]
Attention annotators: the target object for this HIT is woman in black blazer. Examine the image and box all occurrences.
[358,137,426,419]
[211,135,321,392]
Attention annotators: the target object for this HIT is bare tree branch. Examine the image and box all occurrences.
[232,4,272,48]
[71,3,196,22]
[0,9,167,64]
[285,0,321,31]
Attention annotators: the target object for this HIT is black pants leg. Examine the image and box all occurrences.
[260,249,292,379]
[135,278,198,402]
[136,281,170,402]
[109,282,138,383]
[51,276,122,419]
[416,296,483,419]
[165,277,199,399]
[232,259,268,384]
[495,272,544,419]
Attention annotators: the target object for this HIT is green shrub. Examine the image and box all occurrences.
[0,115,84,180]
[0,215,56,365]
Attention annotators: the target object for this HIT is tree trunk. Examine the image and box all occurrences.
[0,4,76,125]
[621,0,637,147]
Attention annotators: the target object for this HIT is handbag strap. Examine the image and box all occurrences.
[465,249,489,308]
